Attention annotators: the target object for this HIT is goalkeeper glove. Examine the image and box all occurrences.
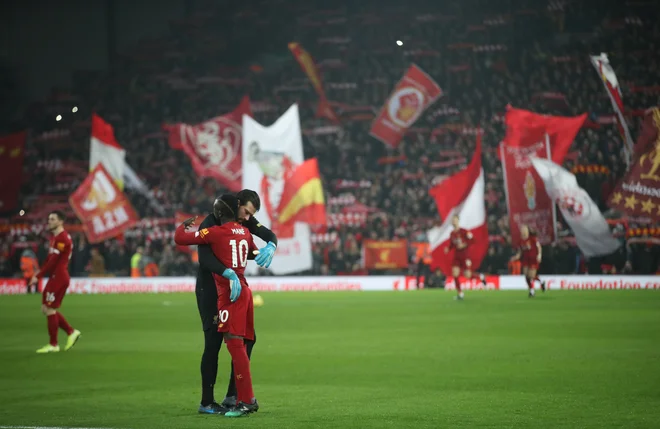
[222,268,241,302]
[255,241,277,268]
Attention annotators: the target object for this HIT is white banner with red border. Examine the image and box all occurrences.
[1,275,659,295]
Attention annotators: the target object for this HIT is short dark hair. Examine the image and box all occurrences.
[213,194,239,221]
[236,189,261,211]
[50,210,66,221]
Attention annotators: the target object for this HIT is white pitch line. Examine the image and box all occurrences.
[0,426,124,429]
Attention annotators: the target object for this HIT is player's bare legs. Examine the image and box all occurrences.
[223,333,258,417]
[526,267,539,297]
[451,265,464,300]
[464,261,486,289]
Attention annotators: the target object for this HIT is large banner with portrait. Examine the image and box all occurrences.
[242,104,318,274]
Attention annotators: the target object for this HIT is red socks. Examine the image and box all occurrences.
[225,338,254,404]
[47,314,58,346]
[526,278,535,290]
[455,276,463,293]
[57,312,74,335]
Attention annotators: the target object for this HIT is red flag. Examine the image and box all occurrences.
[501,107,587,245]
[370,64,442,147]
[164,96,251,191]
[69,164,139,244]
[0,132,26,212]
[428,133,488,274]
[608,107,660,221]
[503,107,587,165]
[288,42,338,123]
[363,240,409,270]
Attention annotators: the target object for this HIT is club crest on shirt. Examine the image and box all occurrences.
[56,242,65,251]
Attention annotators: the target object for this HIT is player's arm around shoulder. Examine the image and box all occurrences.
[246,217,278,246]
[174,217,214,245]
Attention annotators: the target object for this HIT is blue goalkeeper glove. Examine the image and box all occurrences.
[222,268,241,302]
[254,241,277,268]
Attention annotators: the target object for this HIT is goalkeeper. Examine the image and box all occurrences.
[195,189,277,415]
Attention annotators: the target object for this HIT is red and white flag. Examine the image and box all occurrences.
[500,107,586,245]
[427,133,488,274]
[89,114,126,189]
[370,64,442,148]
[164,96,252,192]
[69,164,139,244]
[590,53,634,165]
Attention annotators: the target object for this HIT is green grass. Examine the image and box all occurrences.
[1,290,660,428]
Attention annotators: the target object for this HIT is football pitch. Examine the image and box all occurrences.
[1,289,660,429]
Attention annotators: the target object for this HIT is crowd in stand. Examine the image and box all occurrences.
[1,0,659,279]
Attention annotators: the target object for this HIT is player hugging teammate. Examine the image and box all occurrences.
[510,225,545,297]
[175,194,261,418]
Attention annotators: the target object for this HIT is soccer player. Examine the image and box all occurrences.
[510,225,544,297]
[175,194,259,418]
[194,189,277,415]
[444,214,486,300]
[30,211,81,353]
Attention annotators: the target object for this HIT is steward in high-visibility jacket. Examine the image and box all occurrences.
[131,247,143,277]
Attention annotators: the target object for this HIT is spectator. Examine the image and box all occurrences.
[88,247,106,277]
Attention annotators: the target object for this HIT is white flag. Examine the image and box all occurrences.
[531,157,620,257]
[242,104,313,274]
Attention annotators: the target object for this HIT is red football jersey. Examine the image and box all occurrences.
[449,228,472,251]
[37,230,73,280]
[520,236,540,263]
[175,221,257,295]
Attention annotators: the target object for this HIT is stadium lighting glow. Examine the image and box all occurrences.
[19,210,25,216]
[72,106,78,113]
[56,115,62,121]
[396,40,403,46]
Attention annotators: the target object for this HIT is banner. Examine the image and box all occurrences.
[242,104,313,274]
[428,133,489,274]
[370,64,443,147]
[608,108,660,221]
[531,158,620,257]
[288,42,339,122]
[500,139,556,246]
[501,108,586,245]
[363,240,408,269]
[165,96,251,191]
[3,275,659,295]
[0,132,26,212]
[89,114,126,189]
[590,53,634,165]
[69,164,140,243]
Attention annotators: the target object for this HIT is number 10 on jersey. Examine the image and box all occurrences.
[230,239,249,268]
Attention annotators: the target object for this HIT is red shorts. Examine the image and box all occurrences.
[523,262,539,271]
[452,251,472,271]
[217,286,254,341]
[42,278,70,309]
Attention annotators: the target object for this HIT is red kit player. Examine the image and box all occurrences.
[175,194,259,418]
[444,215,485,300]
[30,211,81,353]
[510,225,544,297]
